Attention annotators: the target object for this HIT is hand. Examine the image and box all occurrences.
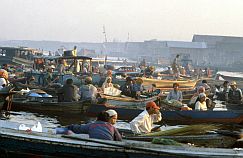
[151,126,161,132]
[154,109,160,114]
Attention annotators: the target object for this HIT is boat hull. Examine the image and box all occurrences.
[0,127,243,158]
[0,128,190,158]
[86,104,243,125]
[10,100,91,125]
[103,94,159,107]
[141,78,197,89]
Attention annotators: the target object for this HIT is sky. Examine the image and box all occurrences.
[1,0,243,43]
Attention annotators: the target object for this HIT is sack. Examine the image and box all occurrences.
[104,87,121,96]
[181,105,192,111]
[163,99,183,108]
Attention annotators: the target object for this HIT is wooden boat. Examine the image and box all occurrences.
[101,94,159,107]
[0,46,41,67]
[113,66,141,76]
[216,71,243,81]
[10,98,89,116]
[13,82,57,96]
[1,127,243,157]
[140,77,198,89]
[85,104,243,125]
[12,98,84,112]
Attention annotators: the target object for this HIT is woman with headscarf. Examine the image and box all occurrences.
[195,93,207,111]
[189,86,212,109]
[102,77,113,91]
[188,86,205,107]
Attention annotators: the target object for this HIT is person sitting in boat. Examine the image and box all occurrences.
[57,59,66,75]
[79,76,98,103]
[179,66,186,76]
[44,65,55,86]
[132,78,145,99]
[130,101,162,134]
[58,78,80,102]
[189,86,205,105]
[189,86,212,109]
[195,93,207,111]
[102,77,113,91]
[185,63,192,76]
[196,80,211,93]
[79,76,106,103]
[56,110,122,141]
[215,81,230,101]
[26,75,36,85]
[166,83,183,103]
[120,77,133,97]
[144,66,155,77]
[106,109,118,125]
[0,69,9,90]
[98,69,112,87]
[227,81,243,104]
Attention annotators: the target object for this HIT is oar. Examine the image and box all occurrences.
[151,125,163,132]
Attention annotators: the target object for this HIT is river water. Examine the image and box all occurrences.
[0,110,134,132]
[0,110,181,134]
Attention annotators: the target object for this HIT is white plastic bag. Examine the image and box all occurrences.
[31,122,42,132]
[19,124,31,131]
[18,122,42,132]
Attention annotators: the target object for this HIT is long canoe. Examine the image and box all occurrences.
[1,127,243,157]
[101,94,159,107]
[10,99,91,125]
[141,77,198,89]
[13,82,57,95]
[85,104,243,125]
[11,99,87,113]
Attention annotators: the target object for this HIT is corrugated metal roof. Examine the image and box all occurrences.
[193,34,243,43]
[166,41,207,48]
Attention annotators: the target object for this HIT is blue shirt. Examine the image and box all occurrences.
[133,83,144,92]
[67,121,122,141]
[166,90,183,102]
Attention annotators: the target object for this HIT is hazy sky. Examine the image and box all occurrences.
[1,0,243,42]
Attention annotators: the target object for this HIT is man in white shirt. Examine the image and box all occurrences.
[130,101,162,134]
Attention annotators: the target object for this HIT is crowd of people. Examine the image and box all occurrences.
[1,59,243,143]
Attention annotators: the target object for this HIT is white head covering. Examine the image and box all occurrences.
[199,93,206,99]
[102,77,113,90]
[106,109,117,117]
